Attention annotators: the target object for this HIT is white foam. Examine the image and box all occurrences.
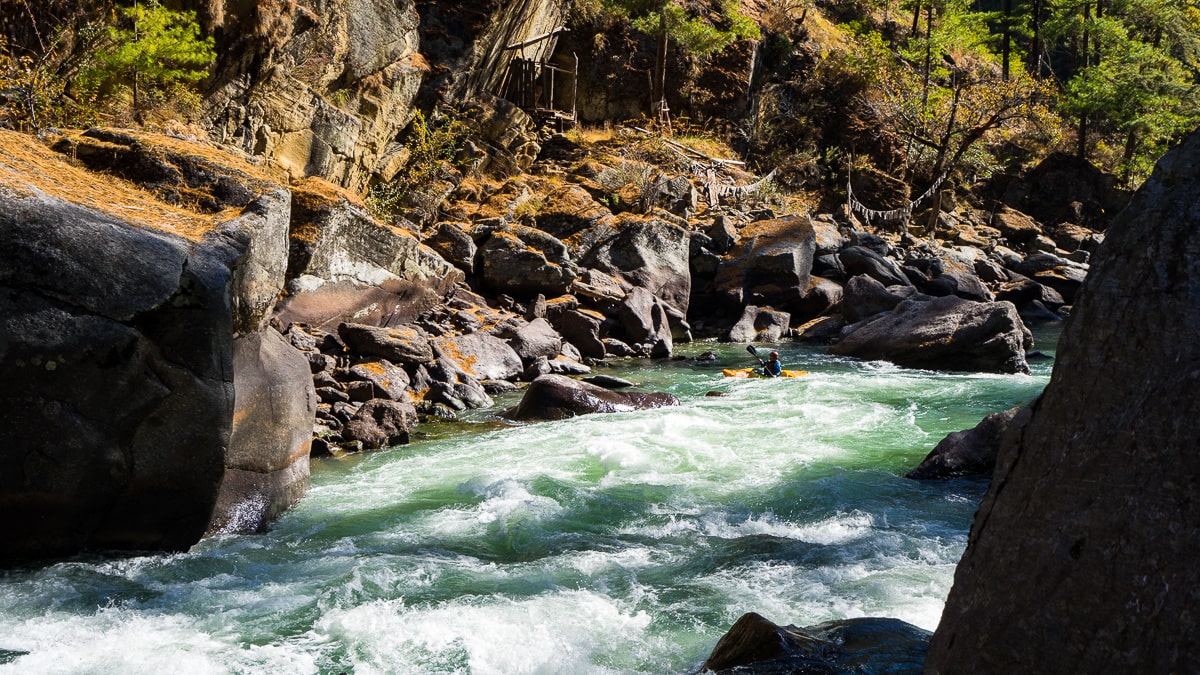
[312,590,653,674]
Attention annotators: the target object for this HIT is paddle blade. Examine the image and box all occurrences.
[745,345,758,357]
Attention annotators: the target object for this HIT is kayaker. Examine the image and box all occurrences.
[763,351,783,377]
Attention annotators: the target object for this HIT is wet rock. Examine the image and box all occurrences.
[481,379,519,395]
[583,374,636,389]
[702,612,930,674]
[907,406,1026,479]
[831,296,1032,374]
[602,338,637,357]
[546,356,591,375]
[506,374,679,421]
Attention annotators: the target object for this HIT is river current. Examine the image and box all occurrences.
[0,327,1059,674]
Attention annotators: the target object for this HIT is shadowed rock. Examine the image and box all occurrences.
[907,406,1026,480]
[702,612,930,674]
[926,127,1200,673]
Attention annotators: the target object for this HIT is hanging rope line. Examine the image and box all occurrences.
[846,169,948,226]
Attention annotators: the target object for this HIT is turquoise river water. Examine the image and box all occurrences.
[0,327,1060,674]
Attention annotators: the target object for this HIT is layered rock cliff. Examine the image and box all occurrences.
[925,128,1200,671]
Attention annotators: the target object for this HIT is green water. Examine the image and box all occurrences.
[0,327,1059,674]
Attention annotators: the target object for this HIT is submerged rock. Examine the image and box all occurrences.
[506,374,678,421]
[702,612,930,674]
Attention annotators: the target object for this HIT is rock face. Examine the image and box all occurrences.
[831,296,1032,374]
[0,130,314,559]
[906,406,1024,480]
[506,374,678,421]
[926,129,1200,672]
[204,0,568,191]
[702,612,931,674]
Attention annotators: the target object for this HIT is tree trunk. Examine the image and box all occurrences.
[653,9,668,115]
[1001,0,1012,80]
[1030,0,1043,77]
[911,0,922,37]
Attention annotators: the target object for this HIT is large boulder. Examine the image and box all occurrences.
[840,275,907,324]
[702,612,931,674]
[713,215,817,313]
[432,331,523,381]
[507,317,562,364]
[479,228,578,297]
[338,322,434,365]
[926,127,1200,673]
[726,305,790,343]
[614,287,674,357]
[906,406,1025,480]
[831,296,1032,374]
[838,245,911,287]
[506,374,679,421]
[208,329,318,535]
[0,130,308,561]
[582,216,692,314]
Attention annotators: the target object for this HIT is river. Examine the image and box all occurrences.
[0,326,1059,674]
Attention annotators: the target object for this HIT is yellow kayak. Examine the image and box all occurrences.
[722,368,808,378]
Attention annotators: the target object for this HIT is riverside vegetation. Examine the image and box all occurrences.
[1,0,1199,672]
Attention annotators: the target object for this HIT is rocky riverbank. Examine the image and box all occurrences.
[0,104,1109,563]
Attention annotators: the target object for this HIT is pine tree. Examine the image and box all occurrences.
[79,1,215,122]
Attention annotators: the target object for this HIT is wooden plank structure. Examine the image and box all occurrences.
[498,28,578,130]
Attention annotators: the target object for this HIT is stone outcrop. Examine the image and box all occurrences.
[831,295,1032,374]
[506,374,678,421]
[926,129,1200,672]
[0,130,314,560]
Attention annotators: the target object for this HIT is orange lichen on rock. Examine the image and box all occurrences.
[0,129,231,241]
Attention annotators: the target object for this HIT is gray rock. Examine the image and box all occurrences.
[615,287,674,357]
[342,400,418,450]
[432,331,523,381]
[549,308,606,359]
[507,318,562,365]
[727,305,791,343]
[838,246,912,287]
[340,359,411,401]
[582,216,692,314]
[840,275,908,324]
[583,375,636,389]
[832,296,1032,374]
[338,322,434,365]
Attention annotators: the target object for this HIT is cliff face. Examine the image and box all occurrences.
[925,129,1200,672]
[203,0,567,191]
